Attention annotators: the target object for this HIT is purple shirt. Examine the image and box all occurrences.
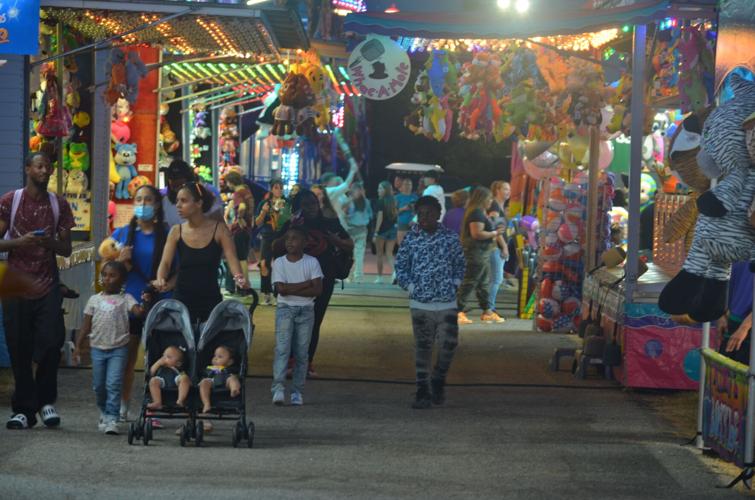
[442,207,465,235]
[729,261,754,319]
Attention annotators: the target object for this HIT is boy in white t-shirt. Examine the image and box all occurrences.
[271,226,323,406]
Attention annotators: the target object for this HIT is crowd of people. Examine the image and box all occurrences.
[0,151,528,434]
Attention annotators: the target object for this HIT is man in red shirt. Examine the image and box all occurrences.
[0,152,75,429]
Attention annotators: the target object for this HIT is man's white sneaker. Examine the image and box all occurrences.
[104,420,119,435]
[98,414,107,432]
[39,405,60,427]
[272,390,285,406]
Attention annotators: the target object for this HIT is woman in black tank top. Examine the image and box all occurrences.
[155,182,249,324]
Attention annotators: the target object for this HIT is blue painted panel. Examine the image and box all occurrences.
[0,54,25,195]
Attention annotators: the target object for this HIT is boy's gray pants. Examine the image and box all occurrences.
[410,308,459,387]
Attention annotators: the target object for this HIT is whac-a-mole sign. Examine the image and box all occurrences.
[348,35,410,100]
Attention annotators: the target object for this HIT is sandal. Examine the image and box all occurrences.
[7,413,31,429]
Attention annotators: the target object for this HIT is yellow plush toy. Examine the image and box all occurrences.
[98,237,122,262]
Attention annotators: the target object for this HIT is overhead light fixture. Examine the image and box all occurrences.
[497,0,511,9]
[384,3,400,14]
[514,0,530,13]
[246,0,267,5]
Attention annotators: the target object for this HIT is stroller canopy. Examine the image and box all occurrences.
[142,299,196,351]
[197,300,252,352]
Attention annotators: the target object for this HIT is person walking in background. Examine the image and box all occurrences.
[0,152,75,430]
[310,183,338,220]
[111,184,170,422]
[421,170,446,221]
[159,160,223,226]
[273,190,353,377]
[487,181,511,314]
[255,180,288,305]
[223,171,255,294]
[271,226,323,406]
[395,178,418,246]
[457,187,505,325]
[373,181,398,284]
[442,189,469,235]
[395,196,465,409]
[321,159,359,230]
[343,181,372,283]
[719,261,753,364]
[155,182,249,324]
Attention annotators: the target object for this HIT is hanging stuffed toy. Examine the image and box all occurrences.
[659,75,755,323]
[105,47,127,106]
[114,143,138,200]
[125,50,148,105]
[37,64,72,138]
[272,73,299,137]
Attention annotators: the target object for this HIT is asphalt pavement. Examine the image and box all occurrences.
[0,282,744,499]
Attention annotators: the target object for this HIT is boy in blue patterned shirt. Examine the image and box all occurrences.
[395,196,466,409]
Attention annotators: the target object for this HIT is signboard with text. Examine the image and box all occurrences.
[347,35,410,101]
[702,348,749,467]
[0,0,40,56]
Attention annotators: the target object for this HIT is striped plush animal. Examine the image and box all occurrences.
[659,75,755,323]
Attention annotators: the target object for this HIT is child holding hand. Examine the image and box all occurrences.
[147,345,191,409]
[74,261,144,434]
[198,345,241,414]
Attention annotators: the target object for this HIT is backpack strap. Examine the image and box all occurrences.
[4,189,24,240]
[48,192,60,232]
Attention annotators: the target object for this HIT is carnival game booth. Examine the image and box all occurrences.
[0,1,308,364]
[345,0,720,389]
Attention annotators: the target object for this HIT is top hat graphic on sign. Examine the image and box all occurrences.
[349,38,385,69]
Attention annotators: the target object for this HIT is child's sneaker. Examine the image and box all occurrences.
[457,312,473,325]
[272,390,285,406]
[290,392,304,406]
[481,311,505,324]
[104,420,119,435]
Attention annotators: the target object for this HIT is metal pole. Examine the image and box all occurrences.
[585,126,600,271]
[696,321,710,449]
[625,24,646,303]
[31,8,198,68]
[745,267,755,477]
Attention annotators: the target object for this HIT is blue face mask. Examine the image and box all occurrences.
[134,204,155,221]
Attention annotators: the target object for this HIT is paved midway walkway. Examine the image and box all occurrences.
[0,281,743,499]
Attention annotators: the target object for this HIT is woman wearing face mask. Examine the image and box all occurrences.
[155,182,250,325]
[111,184,170,422]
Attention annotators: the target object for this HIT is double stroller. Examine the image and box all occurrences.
[128,294,258,448]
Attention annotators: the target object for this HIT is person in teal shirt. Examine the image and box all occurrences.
[395,177,418,246]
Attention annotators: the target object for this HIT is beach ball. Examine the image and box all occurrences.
[553,314,574,331]
[562,265,581,283]
[552,280,570,301]
[540,278,554,299]
[564,204,583,224]
[543,232,560,248]
[541,245,563,262]
[546,216,562,234]
[542,261,563,275]
[561,297,581,315]
[549,196,567,211]
[537,314,553,332]
[563,242,582,260]
[539,298,561,319]
[564,183,582,201]
[558,222,579,242]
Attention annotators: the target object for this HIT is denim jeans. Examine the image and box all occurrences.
[488,251,507,312]
[272,304,315,394]
[90,346,129,421]
[348,226,368,282]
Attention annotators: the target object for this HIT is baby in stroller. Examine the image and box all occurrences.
[199,345,240,414]
[147,346,191,409]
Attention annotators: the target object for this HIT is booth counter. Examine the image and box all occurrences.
[582,263,718,390]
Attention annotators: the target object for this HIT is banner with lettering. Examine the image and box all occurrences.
[347,35,410,100]
[0,0,40,56]
[702,348,749,467]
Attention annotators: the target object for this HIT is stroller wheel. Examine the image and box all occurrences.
[231,425,240,448]
[145,419,154,442]
[246,422,255,448]
[179,425,187,447]
[127,423,136,445]
[186,419,195,440]
[195,420,204,447]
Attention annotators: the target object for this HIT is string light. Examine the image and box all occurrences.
[280,148,300,194]
[332,0,366,16]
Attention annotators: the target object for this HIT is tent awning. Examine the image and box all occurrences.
[344,1,715,40]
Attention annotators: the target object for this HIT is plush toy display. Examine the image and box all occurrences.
[125,51,148,104]
[160,121,180,154]
[114,143,138,200]
[659,75,755,323]
[98,237,122,261]
[127,175,151,198]
[272,72,299,137]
